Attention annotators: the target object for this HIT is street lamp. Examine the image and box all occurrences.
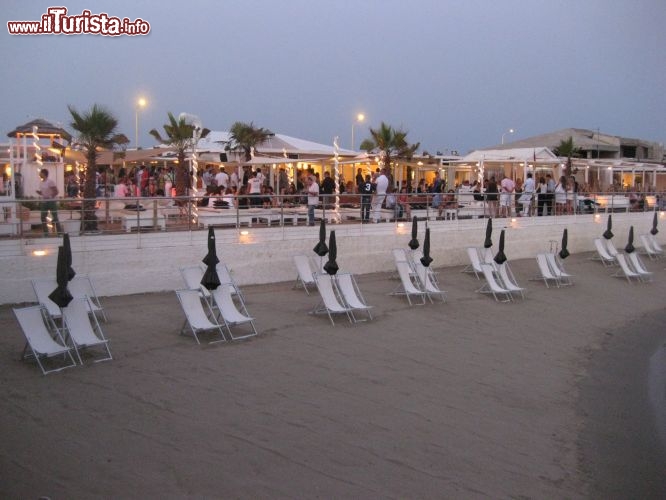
[135,97,147,149]
[501,128,514,145]
[351,113,365,151]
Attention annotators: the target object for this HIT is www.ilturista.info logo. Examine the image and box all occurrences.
[7,7,150,36]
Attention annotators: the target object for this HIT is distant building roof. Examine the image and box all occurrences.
[7,118,71,141]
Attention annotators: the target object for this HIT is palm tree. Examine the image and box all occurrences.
[360,122,420,182]
[553,136,581,176]
[68,104,125,231]
[228,121,274,162]
[149,112,210,197]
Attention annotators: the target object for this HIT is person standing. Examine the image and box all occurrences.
[320,171,335,209]
[499,173,515,218]
[519,172,535,216]
[306,175,319,226]
[372,167,389,223]
[545,173,556,215]
[36,168,62,236]
[215,166,229,191]
[247,171,263,206]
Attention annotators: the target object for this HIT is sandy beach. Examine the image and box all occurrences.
[1,251,665,498]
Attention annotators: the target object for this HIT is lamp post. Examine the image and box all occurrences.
[351,113,365,151]
[135,97,147,149]
[501,128,514,145]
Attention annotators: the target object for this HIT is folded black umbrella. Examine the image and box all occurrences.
[313,218,329,256]
[323,230,339,275]
[201,227,221,290]
[493,229,507,265]
[558,228,570,259]
[625,225,635,254]
[408,216,420,250]
[420,227,433,267]
[651,211,659,236]
[63,232,76,281]
[602,214,614,240]
[484,217,493,249]
[49,246,73,308]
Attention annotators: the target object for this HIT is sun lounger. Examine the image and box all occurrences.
[211,284,257,340]
[532,253,561,288]
[390,260,427,305]
[626,252,653,282]
[649,234,665,255]
[592,238,615,267]
[336,272,373,321]
[293,254,317,294]
[13,305,77,375]
[544,253,574,286]
[180,266,213,306]
[476,264,513,302]
[462,247,484,279]
[413,262,446,303]
[611,253,643,283]
[604,238,620,259]
[68,275,107,322]
[311,273,353,325]
[175,289,226,344]
[496,262,525,299]
[61,297,113,364]
[639,234,662,260]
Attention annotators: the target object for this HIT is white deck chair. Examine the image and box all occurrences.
[415,263,446,303]
[476,264,513,302]
[13,306,77,375]
[180,266,212,303]
[462,247,484,279]
[175,289,226,344]
[611,253,643,283]
[336,273,373,321]
[293,254,317,294]
[311,273,353,325]
[532,253,560,288]
[391,248,416,279]
[211,285,257,340]
[626,252,653,282]
[639,234,662,260]
[390,260,427,305]
[197,262,244,300]
[605,239,620,260]
[480,247,495,265]
[544,253,574,286]
[31,278,64,322]
[649,234,665,254]
[61,297,113,364]
[592,238,615,267]
[496,262,526,299]
[68,275,107,322]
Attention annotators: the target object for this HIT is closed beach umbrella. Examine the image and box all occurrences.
[313,218,328,256]
[559,228,570,259]
[603,214,614,240]
[48,246,74,308]
[323,230,339,275]
[484,217,493,249]
[625,226,635,254]
[408,216,420,250]
[200,227,221,290]
[63,232,76,281]
[493,229,507,265]
[420,227,433,267]
[651,211,659,235]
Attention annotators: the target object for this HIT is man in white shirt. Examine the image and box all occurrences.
[214,167,229,190]
[306,175,319,226]
[247,171,262,206]
[372,167,389,223]
[36,168,61,235]
[519,172,535,216]
[499,174,515,217]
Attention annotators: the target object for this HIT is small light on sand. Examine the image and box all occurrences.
[397,223,405,228]
[240,230,249,236]
[511,218,517,223]
[33,250,47,257]
[594,214,601,221]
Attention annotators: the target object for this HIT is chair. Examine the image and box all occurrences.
[31,278,64,323]
[293,254,317,294]
[311,273,353,325]
[211,284,257,340]
[532,253,561,288]
[175,289,226,344]
[197,262,245,301]
[391,248,416,279]
[611,253,643,283]
[496,262,525,299]
[649,234,665,256]
[61,298,113,364]
[414,263,446,303]
[626,252,653,282]
[180,266,213,305]
[68,275,107,322]
[13,306,77,375]
[476,264,513,302]
[592,238,615,267]
[462,247,484,279]
[604,239,620,259]
[639,234,662,260]
[390,260,427,305]
[544,253,574,286]
[336,273,373,321]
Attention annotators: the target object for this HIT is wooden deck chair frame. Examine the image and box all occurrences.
[61,297,113,364]
[496,262,526,299]
[336,273,373,321]
[544,253,574,286]
[311,273,354,325]
[626,252,653,282]
[462,247,484,279]
[390,260,427,305]
[175,289,227,344]
[13,305,77,375]
[591,238,616,267]
[211,284,258,340]
[611,253,643,283]
[68,274,107,322]
[293,254,317,295]
[476,264,513,302]
[532,253,561,288]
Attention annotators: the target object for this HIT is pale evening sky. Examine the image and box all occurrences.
[1,0,665,155]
